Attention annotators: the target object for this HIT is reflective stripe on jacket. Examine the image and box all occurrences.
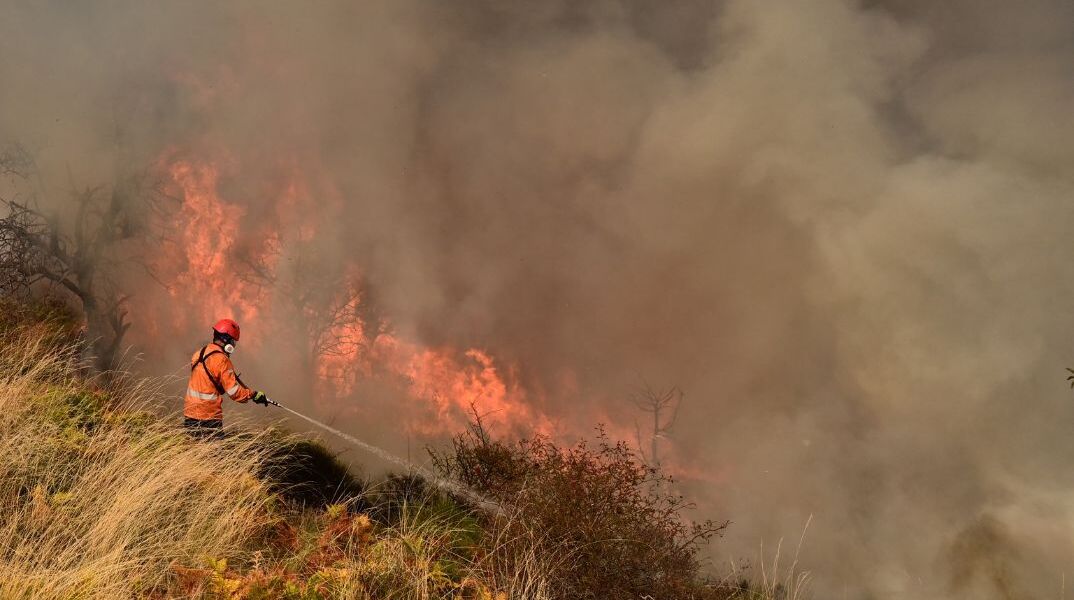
[184,343,254,421]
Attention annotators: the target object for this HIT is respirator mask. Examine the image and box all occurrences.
[217,334,236,355]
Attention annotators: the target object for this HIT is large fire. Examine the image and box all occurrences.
[151,154,551,438]
[123,149,709,492]
[166,160,261,326]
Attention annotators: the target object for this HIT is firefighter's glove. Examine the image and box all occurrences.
[253,391,270,406]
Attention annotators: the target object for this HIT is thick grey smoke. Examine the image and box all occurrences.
[3,1,1074,597]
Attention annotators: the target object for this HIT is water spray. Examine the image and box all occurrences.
[265,397,500,512]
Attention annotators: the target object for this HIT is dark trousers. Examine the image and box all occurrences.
[183,417,224,439]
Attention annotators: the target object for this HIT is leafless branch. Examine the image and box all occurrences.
[630,381,685,470]
[0,143,35,179]
[0,167,145,371]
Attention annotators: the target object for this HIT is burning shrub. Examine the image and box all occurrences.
[431,421,729,600]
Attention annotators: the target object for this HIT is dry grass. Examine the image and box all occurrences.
[0,319,784,600]
[468,504,558,600]
[0,326,275,598]
[291,490,554,600]
[0,324,554,599]
[716,517,813,600]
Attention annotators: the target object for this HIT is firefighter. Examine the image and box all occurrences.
[184,318,270,437]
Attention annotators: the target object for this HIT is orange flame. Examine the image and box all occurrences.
[373,336,551,436]
[136,154,719,490]
[152,155,551,439]
[163,159,269,332]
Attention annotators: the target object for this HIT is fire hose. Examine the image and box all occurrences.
[260,396,500,512]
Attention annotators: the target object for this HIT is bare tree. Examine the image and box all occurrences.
[236,242,387,385]
[0,148,149,371]
[632,382,683,471]
[0,143,34,179]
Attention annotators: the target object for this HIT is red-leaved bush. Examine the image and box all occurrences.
[432,420,729,600]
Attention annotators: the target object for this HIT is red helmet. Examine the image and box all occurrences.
[212,318,241,341]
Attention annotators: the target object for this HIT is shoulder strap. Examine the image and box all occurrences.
[192,346,227,395]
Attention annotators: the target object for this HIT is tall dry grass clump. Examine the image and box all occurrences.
[0,325,275,598]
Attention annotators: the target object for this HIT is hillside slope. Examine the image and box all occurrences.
[0,302,798,599]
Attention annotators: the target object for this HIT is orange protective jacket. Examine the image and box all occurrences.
[184,342,254,421]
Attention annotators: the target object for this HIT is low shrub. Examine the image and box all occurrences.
[257,436,366,509]
[431,420,729,600]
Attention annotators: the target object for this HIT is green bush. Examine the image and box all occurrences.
[257,436,366,508]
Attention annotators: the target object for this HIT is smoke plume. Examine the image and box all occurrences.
[2,1,1074,597]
